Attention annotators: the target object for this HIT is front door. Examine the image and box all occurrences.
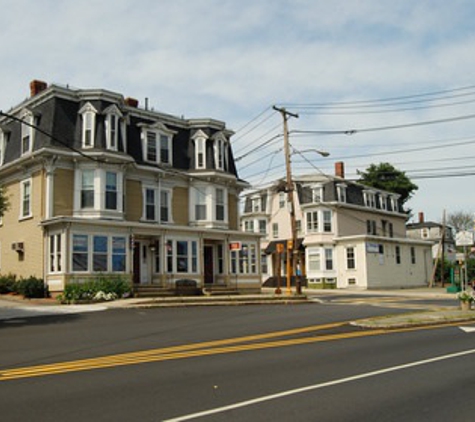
[204,246,214,285]
[133,241,151,284]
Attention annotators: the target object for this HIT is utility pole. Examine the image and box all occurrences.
[273,106,299,295]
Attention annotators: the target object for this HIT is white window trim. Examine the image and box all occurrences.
[104,105,123,151]
[48,233,63,274]
[214,187,228,223]
[251,196,261,213]
[21,110,34,156]
[192,129,208,170]
[337,183,347,203]
[160,188,173,223]
[166,237,199,274]
[71,233,128,273]
[310,184,323,203]
[346,246,356,270]
[213,132,228,171]
[20,178,33,220]
[0,129,7,165]
[143,185,158,221]
[74,168,124,218]
[140,122,176,165]
[79,102,98,149]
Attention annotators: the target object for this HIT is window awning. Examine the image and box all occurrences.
[264,238,304,254]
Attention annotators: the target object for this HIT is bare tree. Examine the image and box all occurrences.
[446,211,474,232]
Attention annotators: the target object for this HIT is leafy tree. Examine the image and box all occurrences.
[447,210,473,232]
[358,162,418,207]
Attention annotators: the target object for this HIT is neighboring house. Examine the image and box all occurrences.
[0,80,261,295]
[241,162,432,289]
[406,213,456,261]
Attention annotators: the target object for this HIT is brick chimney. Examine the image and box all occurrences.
[335,161,345,178]
[419,212,425,223]
[125,97,139,108]
[30,80,48,97]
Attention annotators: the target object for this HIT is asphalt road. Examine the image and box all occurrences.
[1,300,474,421]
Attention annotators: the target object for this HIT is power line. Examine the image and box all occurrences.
[291,112,475,136]
[281,84,475,108]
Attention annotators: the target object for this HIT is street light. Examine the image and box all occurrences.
[287,147,330,295]
[291,147,330,158]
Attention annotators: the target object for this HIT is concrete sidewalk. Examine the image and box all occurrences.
[1,287,474,329]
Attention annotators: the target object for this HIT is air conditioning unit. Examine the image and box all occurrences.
[11,242,24,252]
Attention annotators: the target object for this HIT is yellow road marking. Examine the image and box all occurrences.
[0,320,463,382]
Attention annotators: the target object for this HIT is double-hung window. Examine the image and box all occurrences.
[196,137,205,168]
[20,179,32,219]
[323,210,332,232]
[49,234,62,273]
[142,123,175,165]
[105,172,118,210]
[308,249,321,271]
[215,138,227,170]
[79,103,98,148]
[72,234,89,272]
[160,134,170,164]
[143,187,171,223]
[215,188,225,221]
[104,105,122,151]
[195,188,207,220]
[160,190,170,223]
[93,235,108,272]
[346,247,356,269]
[0,129,6,165]
[21,111,34,155]
[81,170,95,209]
[145,188,157,221]
[306,211,319,233]
[146,132,157,162]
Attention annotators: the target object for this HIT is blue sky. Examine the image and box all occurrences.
[2,0,475,222]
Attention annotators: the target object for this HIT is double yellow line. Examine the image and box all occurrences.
[0,320,455,382]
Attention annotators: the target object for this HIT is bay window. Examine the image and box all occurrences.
[230,242,258,275]
[166,239,198,273]
[72,234,127,273]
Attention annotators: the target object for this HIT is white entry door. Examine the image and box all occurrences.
[139,242,151,284]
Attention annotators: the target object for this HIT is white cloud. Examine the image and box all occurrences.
[2,0,475,220]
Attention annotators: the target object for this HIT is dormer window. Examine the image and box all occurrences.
[251,197,261,213]
[140,122,175,165]
[104,105,123,151]
[363,190,376,208]
[21,110,34,155]
[79,103,98,148]
[311,185,323,203]
[337,183,347,203]
[0,129,7,165]
[389,195,400,212]
[192,130,208,170]
[213,132,228,171]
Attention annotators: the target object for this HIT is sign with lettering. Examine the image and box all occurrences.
[229,241,242,251]
[456,231,473,247]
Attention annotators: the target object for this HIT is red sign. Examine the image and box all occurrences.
[229,241,242,251]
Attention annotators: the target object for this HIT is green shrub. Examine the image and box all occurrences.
[0,273,16,294]
[58,275,131,304]
[15,276,48,299]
